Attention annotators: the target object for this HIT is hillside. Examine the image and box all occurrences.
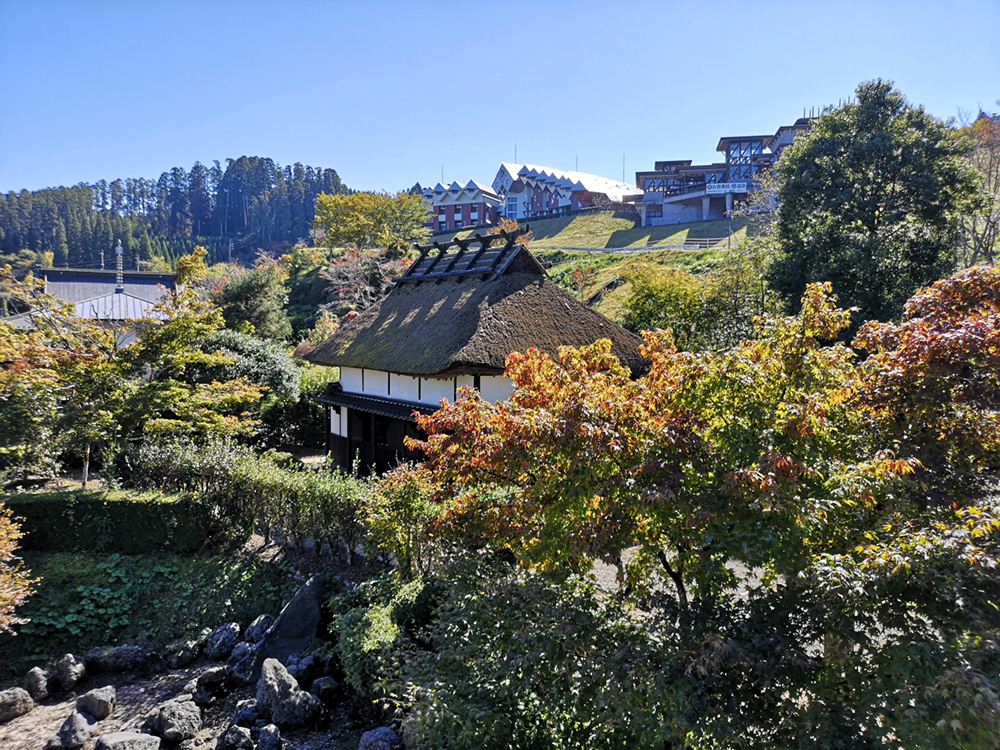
[428,212,758,321]
[431,211,753,250]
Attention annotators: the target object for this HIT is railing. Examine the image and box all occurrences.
[545,237,732,254]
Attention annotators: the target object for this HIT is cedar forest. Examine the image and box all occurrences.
[1,80,999,748]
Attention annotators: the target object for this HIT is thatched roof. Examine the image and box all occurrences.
[306,231,646,377]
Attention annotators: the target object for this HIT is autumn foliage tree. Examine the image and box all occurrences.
[407,268,1000,745]
[0,505,33,633]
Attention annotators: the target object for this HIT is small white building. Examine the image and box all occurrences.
[492,163,642,221]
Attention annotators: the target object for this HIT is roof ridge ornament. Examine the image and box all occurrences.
[400,225,534,285]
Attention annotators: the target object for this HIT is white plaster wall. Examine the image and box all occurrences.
[391,374,420,402]
[365,369,389,397]
[480,375,515,403]
[329,406,348,437]
[420,377,454,406]
[340,367,363,393]
[456,375,475,394]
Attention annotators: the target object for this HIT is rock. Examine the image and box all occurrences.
[233,577,326,683]
[204,622,241,660]
[198,665,229,687]
[215,725,253,750]
[165,639,202,669]
[87,645,148,673]
[141,652,168,676]
[257,724,281,750]
[95,731,161,750]
[309,676,340,704]
[45,710,97,749]
[245,614,274,644]
[0,687,34,723]
[26,666,49,700]
[358,726,401,750]
[193,665,230,707]
[143,699,202,742]
[284,652,317,687]
[255,658,320,728]
[55,653,87,691]
[232,698,258,727]
[227,641,255,667]
[77,685,117,720]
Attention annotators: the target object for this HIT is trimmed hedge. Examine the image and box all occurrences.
[3,490,232,554]
[118,439,369,560]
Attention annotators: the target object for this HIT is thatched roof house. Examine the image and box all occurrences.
[306,227,645,473]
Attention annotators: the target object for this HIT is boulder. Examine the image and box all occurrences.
[257,724,281,750]
[255,658,320,728]
[309,676,340,704]
[95,731,161,750]
[165,639,202,669]
[216,725,253,750]
[227,641,255,667]
[142,699,202,742]
[55,653,87,691]
[0,687,34,723]
[193,665,230,706]
[359,726,402,750]
[77,685,117,720]
[284,652,318,687]
[86,645,148,673]
[204,622,241,660]
[232,577,325,683]
[232,698,258,727]
[245,614,274,644]
[26,666,49,700]
[44,710,98,750]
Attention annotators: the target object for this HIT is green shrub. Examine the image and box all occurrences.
[336,603,401,697]
[389,553,682,750]
[259,363,336,449]
[118,438,368,559]
[3,490,228,553]
[332,573,444,699]
[364,466,438,579]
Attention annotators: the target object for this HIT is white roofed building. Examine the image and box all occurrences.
[421,180,502,234]
[492,163,642,221]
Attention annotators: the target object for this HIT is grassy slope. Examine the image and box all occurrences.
[428,211,758,322]
[431,212,751,250]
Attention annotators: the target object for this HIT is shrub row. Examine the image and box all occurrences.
[3,490,225,553]
[118,439,369,558]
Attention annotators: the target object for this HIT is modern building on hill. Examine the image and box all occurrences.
[421,180,502,234]
[306,228,645,474]
[635,117,812,226]
[492,163,642,221]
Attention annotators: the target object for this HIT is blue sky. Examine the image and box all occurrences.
[1,0,997,195]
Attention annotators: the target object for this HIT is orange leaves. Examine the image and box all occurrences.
[853,266,1000,503]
